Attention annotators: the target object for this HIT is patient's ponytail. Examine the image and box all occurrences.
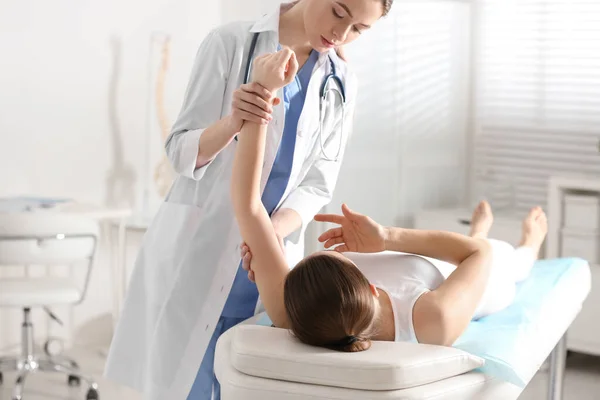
[284,253,377,353]
[329,335,372,353]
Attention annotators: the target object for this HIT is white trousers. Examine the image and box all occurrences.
[432,238,536,320]
[472,239,536,320]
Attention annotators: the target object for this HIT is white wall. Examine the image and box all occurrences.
[0,0,221,350]
[0,0,220,209]
[221,0,283,23]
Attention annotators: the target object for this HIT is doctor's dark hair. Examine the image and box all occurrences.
[283,253,377,352]
[381,0,394,16]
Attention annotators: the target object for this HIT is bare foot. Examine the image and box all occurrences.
[470,201,494,238]
[519,206,548,258]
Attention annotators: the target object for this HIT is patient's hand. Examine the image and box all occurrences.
[241,234,285,283]
[251,49,299,92]
[314,204,386,253]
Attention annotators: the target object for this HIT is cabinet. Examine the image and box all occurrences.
[547,176,600,356]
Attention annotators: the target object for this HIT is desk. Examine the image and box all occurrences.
[56,202,131,221]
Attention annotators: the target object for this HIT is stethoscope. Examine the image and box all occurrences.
[242,32,347,162]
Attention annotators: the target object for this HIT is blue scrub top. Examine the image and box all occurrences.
[221,49,320,318]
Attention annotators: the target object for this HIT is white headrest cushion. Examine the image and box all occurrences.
[229,325,484,391]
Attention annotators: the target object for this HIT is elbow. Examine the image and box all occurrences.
[164,130,181,165]
[435,310,462,347]
[164,128,207,179]
[270,312,291,330]
[164,136,177,168]
[420,305,463,347]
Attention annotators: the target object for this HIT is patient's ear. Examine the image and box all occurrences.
[369,283,379,297]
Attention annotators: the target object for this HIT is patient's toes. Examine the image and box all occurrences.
[537,211,548,235]
[520,207,547,251]
[470,200,493,238]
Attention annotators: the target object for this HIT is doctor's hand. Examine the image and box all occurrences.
[230,83,282,131]
[251,48,299,92]
[314,204,387,253]
[240,234,285,283]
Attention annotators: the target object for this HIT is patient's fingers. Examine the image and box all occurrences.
[318,227,342,242]
[248,270,255,283]
[324,236,344,249]
[240,242,249,256]
[314,214,344,224]
[334,244,349,253]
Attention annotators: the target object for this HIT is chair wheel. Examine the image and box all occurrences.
[44,337,64,357]
[86,388,99,400]
[68,375,81,386]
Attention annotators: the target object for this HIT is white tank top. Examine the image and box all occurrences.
[344,251,455,343]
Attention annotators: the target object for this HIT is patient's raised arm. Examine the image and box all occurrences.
[230,49,299,328]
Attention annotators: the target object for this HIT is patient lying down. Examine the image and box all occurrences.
[291,202,546,350]
[231,49,548,353]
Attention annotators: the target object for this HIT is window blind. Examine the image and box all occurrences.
[329,1,471,227]
[471,0,600,213]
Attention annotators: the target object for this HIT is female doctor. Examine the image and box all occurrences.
[104,0,392,399]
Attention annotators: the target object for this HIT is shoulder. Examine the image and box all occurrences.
[211,20,254,42]
[412,290,449,345]
[344,251,404,283]
[388,285,430,343]
[198,21,254,55]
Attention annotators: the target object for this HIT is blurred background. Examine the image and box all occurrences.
[1,0,599,398]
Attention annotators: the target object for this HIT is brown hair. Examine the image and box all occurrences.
[283,253,377,352]
[381,0,394,16]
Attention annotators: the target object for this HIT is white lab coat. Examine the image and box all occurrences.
[104,4,357,400]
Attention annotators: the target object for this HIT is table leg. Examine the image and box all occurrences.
[548,334,567,400]
[116,220,127,318]
[119,221,128,312]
